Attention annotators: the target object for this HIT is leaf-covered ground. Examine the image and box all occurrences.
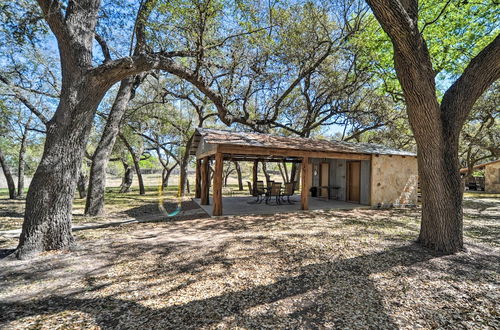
[0,194,498,329]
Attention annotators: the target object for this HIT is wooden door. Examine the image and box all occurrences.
[348,161,361,202]
[320,162,329,197]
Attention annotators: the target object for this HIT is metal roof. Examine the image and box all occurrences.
[190,128,416,157]
[460,159,500,173]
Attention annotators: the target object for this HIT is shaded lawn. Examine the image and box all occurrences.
[0,185,203,231]
[0,197,499,329]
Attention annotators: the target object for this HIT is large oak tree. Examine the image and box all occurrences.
[365,0,499,252]
[16,0,227,259]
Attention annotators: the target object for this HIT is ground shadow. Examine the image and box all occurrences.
[0,248,15,259]
[0,244,451,329]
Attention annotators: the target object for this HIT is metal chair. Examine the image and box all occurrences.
[247,181,263,203]
[266,182,282,204]
[282,182,295,204]
[255,181,266,203]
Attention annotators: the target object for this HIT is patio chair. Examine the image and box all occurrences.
[266,182,282,204]
[247,181,262,203]
[256,180,265,192]
[255,180,266,203]
[282,182,295,204]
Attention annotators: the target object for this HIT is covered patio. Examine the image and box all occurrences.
[193,196,368,216]
[191,128,418,216]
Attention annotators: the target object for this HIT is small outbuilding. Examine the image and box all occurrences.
[460,159,500,193]
[190,128,418,216]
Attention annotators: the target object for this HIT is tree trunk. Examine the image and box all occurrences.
[224,170,233,186]
[282,161,290,182]
[252,160,258,187]
[134,157,145,195]
[389,17,467,253]
[234,161,243,190]
[17,119,31,197]
[186,178,190,193]
[85,77,135,215]
[17,80,106,259]
[278,163,286,183]
[179,134,194,196]
[119,162,134,193]
[366,0,500,254]
[416,135,464,252]
[162,168,169,187]
[77,171,88,199]
[120,134,145,195]
[295,163,301,187]
[290,163,298,184]
[261,162,271,183]
[0,146,16,199]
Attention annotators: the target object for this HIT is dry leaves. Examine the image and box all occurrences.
[0,197,498,329]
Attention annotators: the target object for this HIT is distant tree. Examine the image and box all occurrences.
[119,132,149,195]
[0,147,16,199]
[460,83,499,176]
[84,0,153,216]
[233,161,244,191]
[0,102,17,199]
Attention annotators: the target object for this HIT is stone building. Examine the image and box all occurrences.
[461,159,500,193]
[190,128,418,216]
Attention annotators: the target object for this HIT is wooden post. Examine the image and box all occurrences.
[201,157,209,205]
[301,156,310,210]
[213,152,223,216]
[195,159,201,198]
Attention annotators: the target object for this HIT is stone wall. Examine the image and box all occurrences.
[370,155,418,206]
[485,162,500,193]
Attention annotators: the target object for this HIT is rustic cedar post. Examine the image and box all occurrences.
[195,159,201,198]
[213,152,223,216]
[200,157,209,205]
[301,156,310,210]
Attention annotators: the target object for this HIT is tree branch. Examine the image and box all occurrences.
[420,0,453,33]
[36,0,67,43]
[441,34,500,131]
[90,53,228,124]
[95,33,112,63]
[365,0,422,60]
[0,75,49,125]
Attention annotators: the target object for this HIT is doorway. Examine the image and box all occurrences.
[347,161,361,203]
[319,162,329,198]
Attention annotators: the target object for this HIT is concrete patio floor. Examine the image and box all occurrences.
[193,195,370,216]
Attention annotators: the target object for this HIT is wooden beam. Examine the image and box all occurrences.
[213,152,223,216]
[196,139,218,160]
[197,150,217,160]
[218,145,370,160]
[195,159,201,199]
[301,156,310,210]
[200,156,209,205]
[222,155,301,163]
